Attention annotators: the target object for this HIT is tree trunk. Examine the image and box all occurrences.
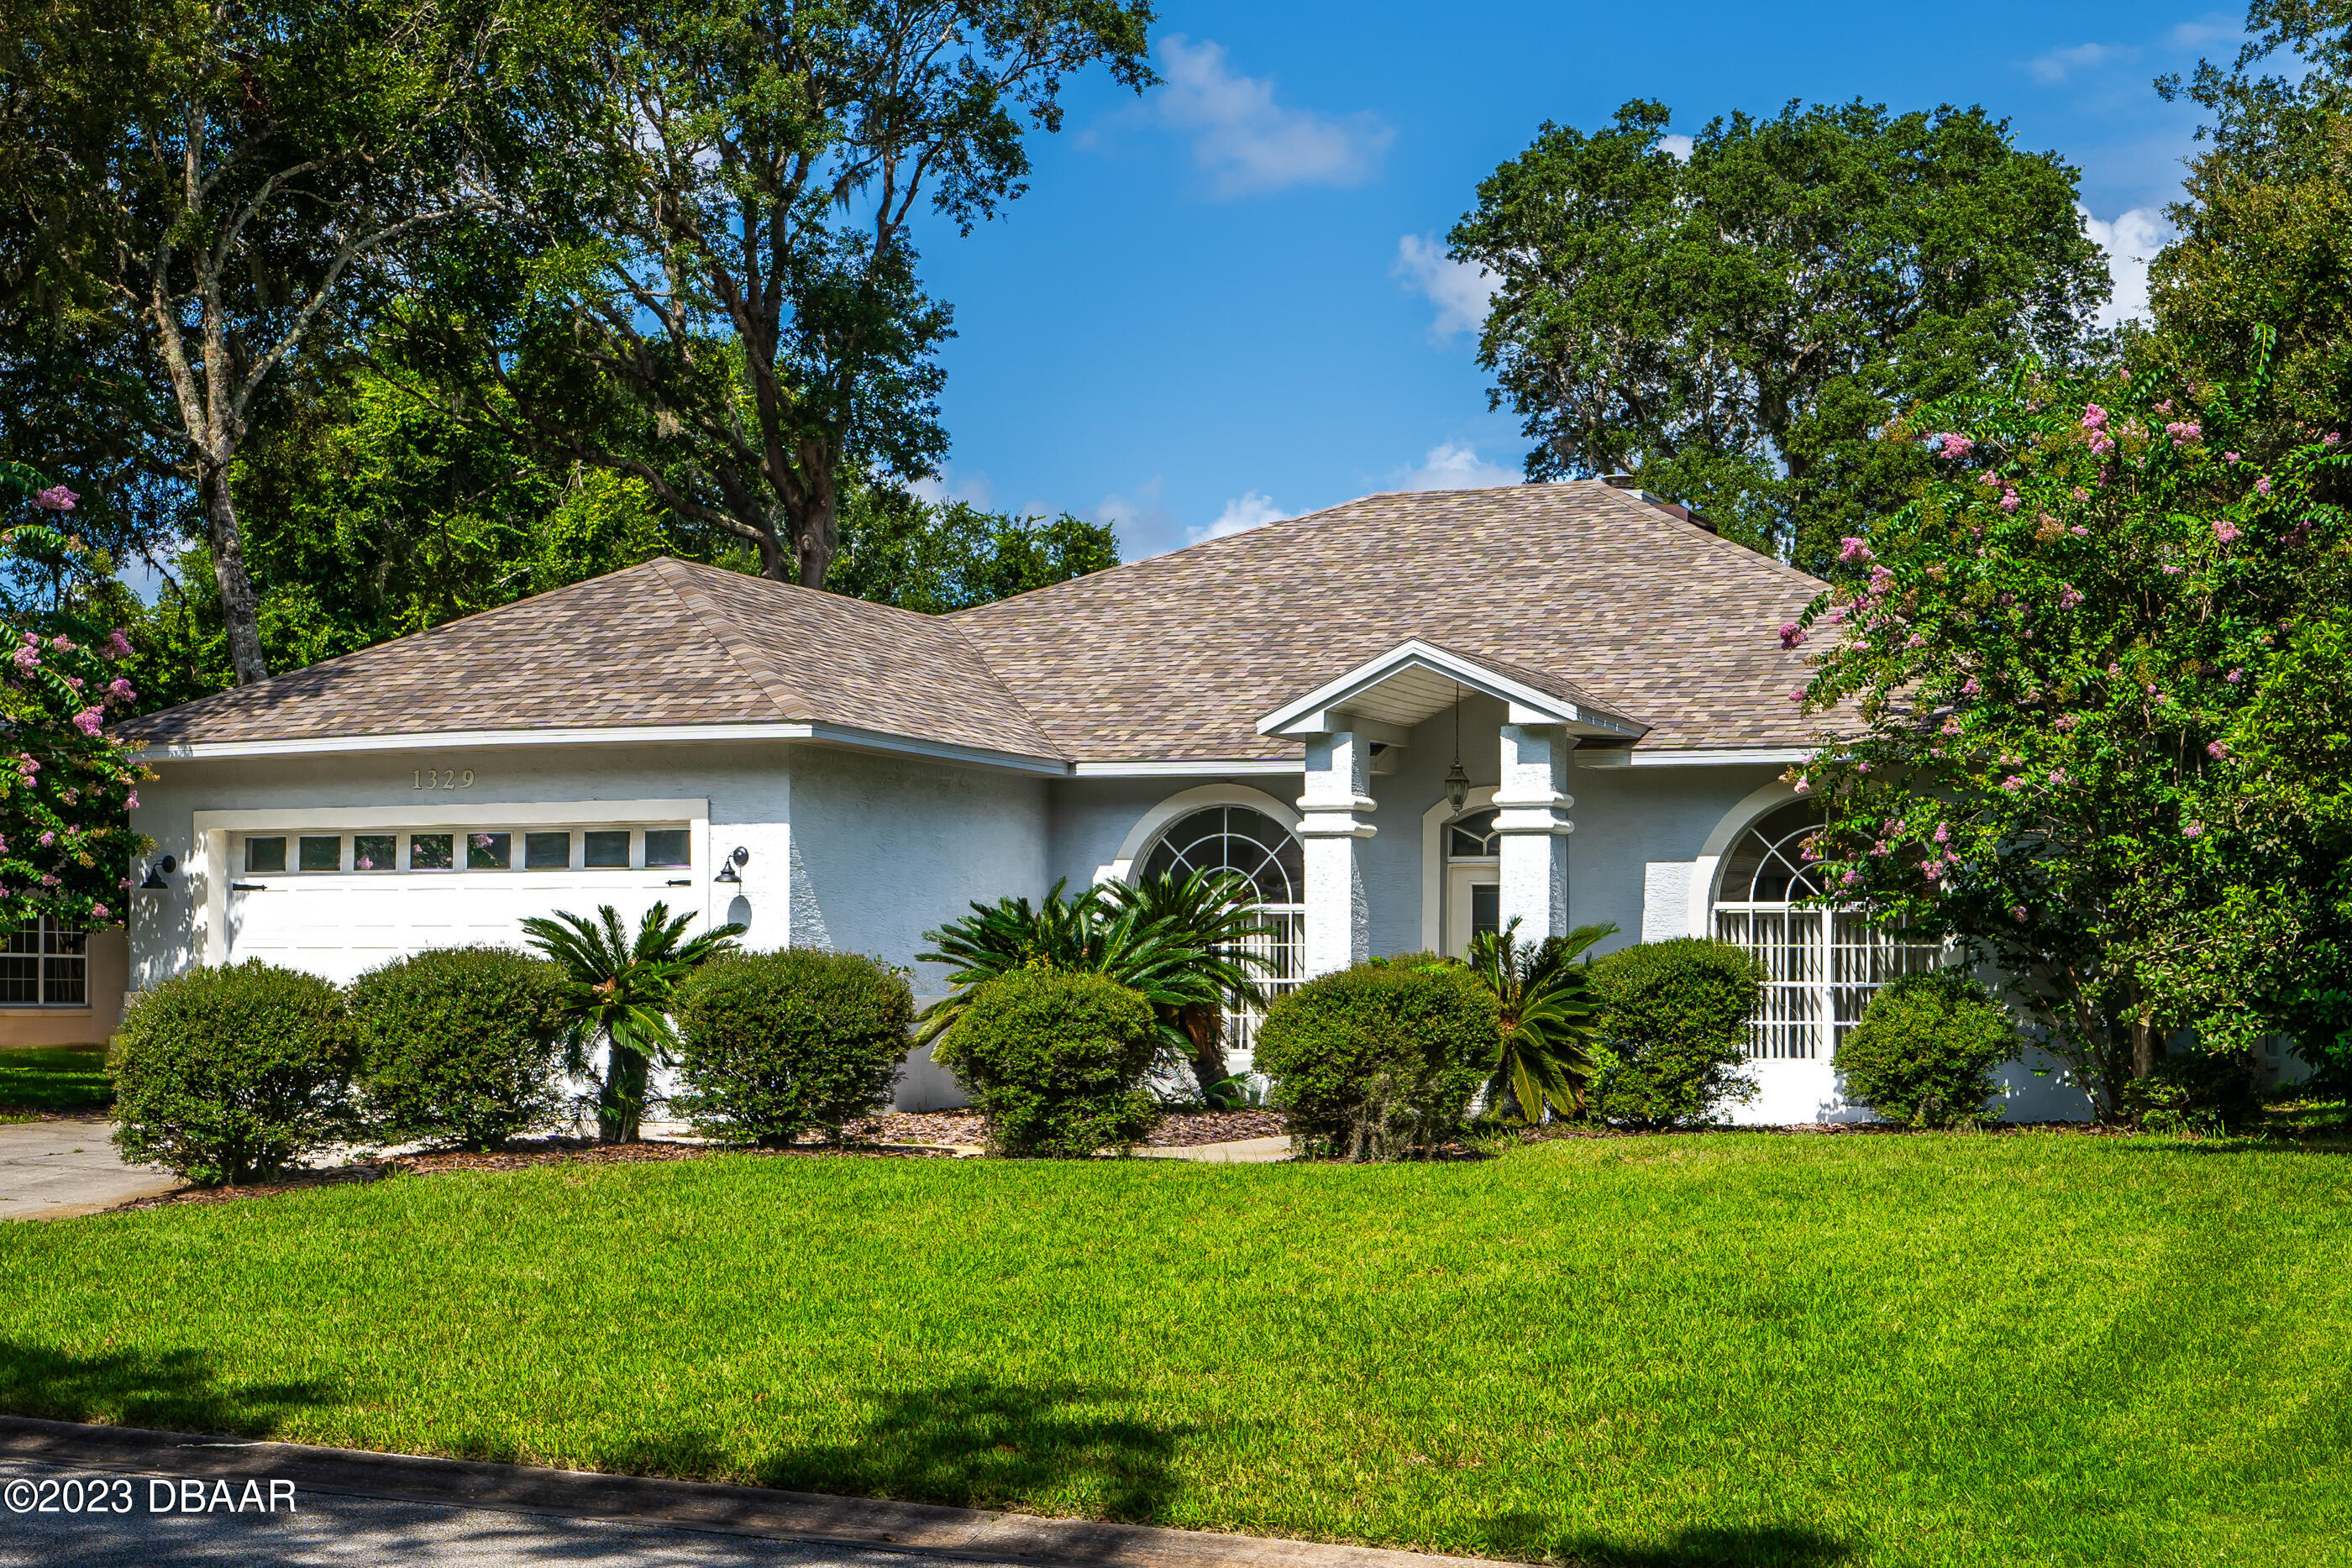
[1183,1004,1229,1100]
[601,1041,648,1144]
[2132,1009,2156,1080]
[201,466,270,685]
[796,489,839,590]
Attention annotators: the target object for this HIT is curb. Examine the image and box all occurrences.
[0,1417,1489,1568]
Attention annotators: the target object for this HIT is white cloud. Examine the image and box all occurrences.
[2080,205,2175,328]
[2025,41,2137,83]
[1093,475,1175,543]
[1393,234,1499,340]
[1190,491,1289,543]
[1658,134,1694,162]
[1152,35,1393,197]
[910,468,994,509]
[2166,17,2241,50]
[1392,443,1520,493]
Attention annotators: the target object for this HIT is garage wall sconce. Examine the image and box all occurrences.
[713,846,750,884]
[139,854,178,890]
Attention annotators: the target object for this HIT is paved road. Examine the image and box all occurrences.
[0,1460,1026,1568]
[0,1118,176,1220]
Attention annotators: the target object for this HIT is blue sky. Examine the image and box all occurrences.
[906,1,2243,560]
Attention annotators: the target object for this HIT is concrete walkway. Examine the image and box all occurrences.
[0,1117,176,1221]
[0,1418,1483,1568]
[1135,1135,1294,1164]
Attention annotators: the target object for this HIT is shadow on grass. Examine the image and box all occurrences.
[1485,1514,1853,1567]
[0,1336,336,1437]
[594,1377,1189,1523]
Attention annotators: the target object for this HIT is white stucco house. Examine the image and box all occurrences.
[106,479,2093,1122]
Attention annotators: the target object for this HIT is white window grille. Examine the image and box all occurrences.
[1,919,88,1008]
[1137,805,1304,1055]
[1712,802,1940,1059]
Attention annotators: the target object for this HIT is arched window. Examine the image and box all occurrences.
[1711,800,1940,1061]
[1446,809,1501,861]
[1137,805,1304,1052]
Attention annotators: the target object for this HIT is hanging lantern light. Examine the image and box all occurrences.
[1445,683,1471,811]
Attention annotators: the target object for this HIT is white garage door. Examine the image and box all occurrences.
[225,822,702,985]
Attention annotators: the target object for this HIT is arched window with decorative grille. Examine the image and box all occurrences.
[1137,805,1305,1053]
[1710,800,1941,1060]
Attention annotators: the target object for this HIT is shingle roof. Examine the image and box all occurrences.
[949,481,1827,760]
[121,482,1831,761]
[118,557,1060,758]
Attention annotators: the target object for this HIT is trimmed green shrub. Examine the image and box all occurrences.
[2125,1051,2263,1137]
[1586,939,1761,1128]
[1834,968,2019,1128]
[1254,954,1498,1160]
[351,947,570,1148]
[932,969,1158,1157]
[671,949,914,1146]
[111,961,357,1185]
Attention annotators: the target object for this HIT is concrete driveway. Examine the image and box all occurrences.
[0,1118,177,1220]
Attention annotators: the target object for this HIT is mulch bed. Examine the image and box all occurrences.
[860,1108,1287,1148]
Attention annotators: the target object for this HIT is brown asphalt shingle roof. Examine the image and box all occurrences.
[121,483,1830,761]
[118,557,1059,759]
[948,481,1827,760]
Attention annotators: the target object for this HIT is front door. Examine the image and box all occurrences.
[1443,863,1499,957]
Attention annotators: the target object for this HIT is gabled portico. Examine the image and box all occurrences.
[1257,639,1647,975]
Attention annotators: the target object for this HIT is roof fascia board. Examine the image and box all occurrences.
[1576,747,1814,769]
[1070,759,1303,779]
[137,721,1071,776]
[1258,639,1635,738]
[192,799,708,832]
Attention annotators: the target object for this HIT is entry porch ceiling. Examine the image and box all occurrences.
[1256,639,1647,742]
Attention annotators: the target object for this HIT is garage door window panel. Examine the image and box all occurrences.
[245,836,286,873]
[584,831,631,868]
[644,830,689,868]
[523,831,571,869]
[298,836,342,872]
[353,834,396,871]
[410,834,454,870]
[468,832,512,870]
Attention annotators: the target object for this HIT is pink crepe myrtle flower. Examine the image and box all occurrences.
[2089,434,2117,456]
[2328,433,2342,448]
[2070,524,2089,536]
[48,636,71,652]
[2058,585,2084,610]
[1961,676,1981,696]
[1793,778,1811,794]
[37,874,55,887]
[9,646,36,674]
[1933,823,1950,844]
[1778,621,1807,649]
[2185,821,2205,839]
[90,904,107,920]
[1940,716,1961,736]
[2049,768,2070,785]
[2071,487,2090,501]
[2225,669,2244,684]
[2256,476,2273,496]
[2207,740,2229,759]
[1920,859,1944,881]
[123,791,138,810]
[1842,870,1861,887]
[102,630,132,659]
[1977,470,2003,486]
[1789,687,1806,702]
[1939,433,1975,458]
[2165,421,2202,443]
[71,708,102,737]
[1870,841,1890,857]
[2002,775,2025,792]
[2081,404,2108,432]
[1857,762,1872,774]
[2162,563,2185,575]
[1838,536,1873,563]
[31,485,76,511]
[2224,451,2242,464]
[2213,519,2241,544]
[2011,905,2028,922]
[1999,490,2021,512]
[107,678,134,701]
[2155,399,2174,414]
[35,831,53,847]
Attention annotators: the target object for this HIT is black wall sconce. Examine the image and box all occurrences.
[713,846,750,884]
[139,854,178,890]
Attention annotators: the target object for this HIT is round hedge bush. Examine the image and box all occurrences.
[932,969,1158,1157]
[1834,968,2020,1127]
[670,949,915,1146]
[1253,954,1497,1160]
[1585,938,1762,1128]
[350,946,570,1149]
[111,961,357,1185]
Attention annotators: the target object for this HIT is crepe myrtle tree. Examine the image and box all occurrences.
[1780,354,2352,1118]
[0,466,153,934]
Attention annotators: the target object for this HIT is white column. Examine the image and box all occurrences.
[1495,721,1573,945]
[1298,729,1375,977]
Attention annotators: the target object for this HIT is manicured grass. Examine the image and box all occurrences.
[0,1044,112,1118]
[3,1135,2349,1566]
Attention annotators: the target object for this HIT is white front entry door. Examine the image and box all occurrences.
[1442,863,1499,957]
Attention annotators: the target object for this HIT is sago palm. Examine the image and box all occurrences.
[520,902,743,1143]
[1098,869,1277,1098]
[1467,917,1616,1123]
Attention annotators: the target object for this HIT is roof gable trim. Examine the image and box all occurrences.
[1256,639,1645,740]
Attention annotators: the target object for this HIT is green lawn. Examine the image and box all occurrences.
[3,1135,2349,1566]
[0,1044,112,1119]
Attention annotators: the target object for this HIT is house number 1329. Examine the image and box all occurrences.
[413,768,475,790]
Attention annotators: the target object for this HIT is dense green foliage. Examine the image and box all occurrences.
[827,489,1119,614]
[1788,365,2351,1112]
[1585,939,1762,1127]
[0,1045,113,1114]
[349,946,570,1149]
[1452,97,2106,569]
[519,903,743,1143]
[918,872,1273,1097]
[670,949,915,1146]
[1253,955,1497,1159]
[5,1135,2349,1565]
[931,968,1158,1158]
[1834,969,2021,1128]
[1463,918,1613,1121]
[108,962,355,1184]
[2124,1050,2265,1137]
